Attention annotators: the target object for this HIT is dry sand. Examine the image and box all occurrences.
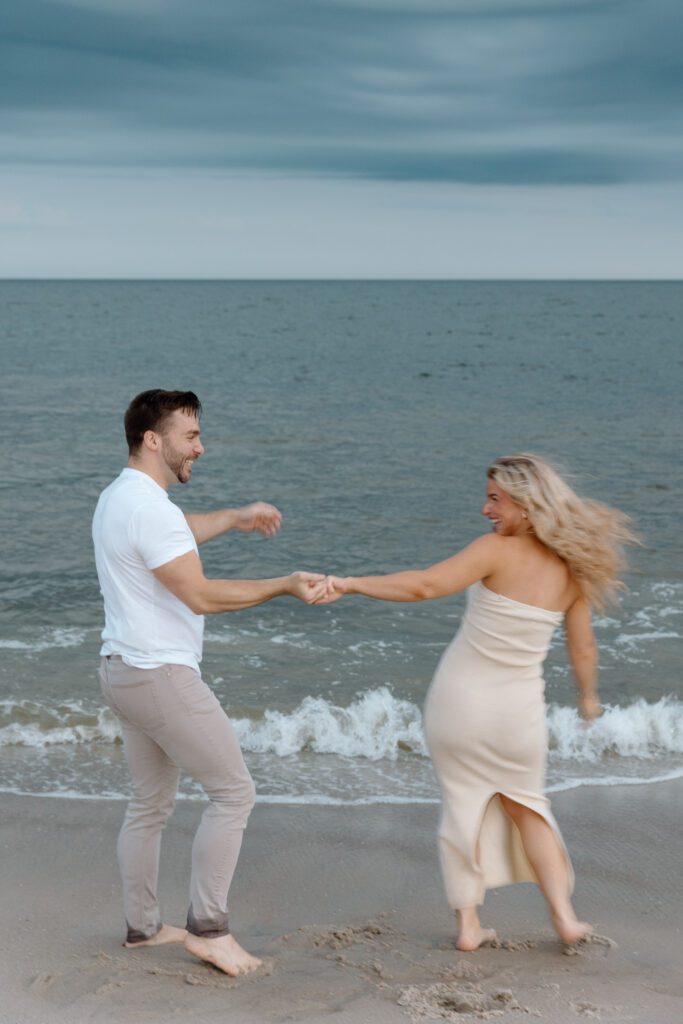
[1,779,681,1024]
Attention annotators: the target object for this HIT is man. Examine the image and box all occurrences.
[93,389,326,976]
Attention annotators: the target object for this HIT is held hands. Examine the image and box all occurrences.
[287,574,350,605]
[235,502,283,537]
[314,575,349,604]
[287,572,329,604]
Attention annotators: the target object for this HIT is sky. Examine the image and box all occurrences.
[1,0,682,278]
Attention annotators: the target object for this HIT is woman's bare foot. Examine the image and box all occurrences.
[124,923,187,948]
[455,909,496,952]
[184,932,262,977]
[456,924,497,952]
[552,914,593,945]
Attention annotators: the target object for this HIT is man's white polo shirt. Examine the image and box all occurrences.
[93,468,203,671]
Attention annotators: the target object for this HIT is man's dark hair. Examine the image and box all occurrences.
[124,390,202,454]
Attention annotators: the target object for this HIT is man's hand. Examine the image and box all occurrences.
[234,502,282,538]
[313,575,348,604]
[286,572,329,604]
[185,504,282,545]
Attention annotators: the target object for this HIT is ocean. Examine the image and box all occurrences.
[1,280,682,804]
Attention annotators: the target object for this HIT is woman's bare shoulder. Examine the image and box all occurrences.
[467,532,508,559]
[485,536,580,611]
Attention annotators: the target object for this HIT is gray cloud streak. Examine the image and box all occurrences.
[1,0,682,185]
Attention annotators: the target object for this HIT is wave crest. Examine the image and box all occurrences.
[0,701,120,747]
[234,687,427,759]
[547,697,683,761]
[1,691,682,765]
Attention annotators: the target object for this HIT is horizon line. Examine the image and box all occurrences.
[1,276,682,284]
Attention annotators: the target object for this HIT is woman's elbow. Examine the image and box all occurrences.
[568,640,598,662]
[414,579,439,601]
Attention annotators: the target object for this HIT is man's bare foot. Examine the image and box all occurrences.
[552,915,593,945]
[456,925,497,952]
[124,923,187,948]
[184,932,262,977]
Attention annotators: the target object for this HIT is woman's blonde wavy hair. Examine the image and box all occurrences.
[487,453,638,610]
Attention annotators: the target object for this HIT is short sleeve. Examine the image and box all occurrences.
[129,500,196,570]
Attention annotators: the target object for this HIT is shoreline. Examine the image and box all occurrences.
[1,779,681,1023]
[3,757,683,805]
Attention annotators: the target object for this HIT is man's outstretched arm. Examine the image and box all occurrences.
[184,502,282,545]
[153,550,324,614]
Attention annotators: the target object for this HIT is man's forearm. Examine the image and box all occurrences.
[194,576,291,614]
[185,509,240,545]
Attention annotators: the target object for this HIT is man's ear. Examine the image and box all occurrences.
[142,430,160,452]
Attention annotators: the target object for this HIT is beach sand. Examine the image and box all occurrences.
[1,780,681,1024]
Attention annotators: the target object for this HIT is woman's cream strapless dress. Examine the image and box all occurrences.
[423,580,573,909]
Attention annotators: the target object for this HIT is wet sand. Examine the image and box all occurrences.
[1,779,681,1023]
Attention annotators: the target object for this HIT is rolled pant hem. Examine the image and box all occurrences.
[125,921,163,944]
[186,924,231,939]
[187,908,230,939]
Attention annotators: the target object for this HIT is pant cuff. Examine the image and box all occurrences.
[186,905,230,939]
[125,921,162,944]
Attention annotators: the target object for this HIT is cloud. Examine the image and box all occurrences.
[1,0,682,185]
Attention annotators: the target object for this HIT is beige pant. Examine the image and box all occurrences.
[99,656,255,943]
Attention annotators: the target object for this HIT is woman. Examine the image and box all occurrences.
[320,454,635,950]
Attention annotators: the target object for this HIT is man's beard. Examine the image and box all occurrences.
[161,438,192,483]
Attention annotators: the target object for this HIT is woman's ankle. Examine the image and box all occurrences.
[456,907,480,928]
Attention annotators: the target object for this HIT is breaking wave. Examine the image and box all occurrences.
[2,689,683,765]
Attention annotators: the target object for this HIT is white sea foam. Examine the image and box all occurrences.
[547,698,683,761]
[4,774,683,804]
[577,582,683,662]
[2,691,683,767]
[0,627,88,653]
[0,784,443,805]
[347,639,401,656]
[546,765,683,793]
[651,582,683,599]
[0,700,121,747]
[233,687,427,759]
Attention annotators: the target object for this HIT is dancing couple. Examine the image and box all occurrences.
[93,390,634,976]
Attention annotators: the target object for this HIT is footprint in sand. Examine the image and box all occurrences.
[563,933,617,957]
[279,918,393,952]
[571,1000,602,1018]
[95,979,127,996]
[397,981,523,1021]
[439,960,483,982]
[489,937,538,952]
[29,973,60,993]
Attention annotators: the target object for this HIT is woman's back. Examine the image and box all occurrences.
[483,534,578,614]
[458,581,563,671]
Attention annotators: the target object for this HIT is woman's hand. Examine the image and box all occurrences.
[314,575,350,604]
[578,694,602,723]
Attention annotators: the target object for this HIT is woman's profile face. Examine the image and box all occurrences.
[481,478,528,536]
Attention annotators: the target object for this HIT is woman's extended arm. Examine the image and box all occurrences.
[323,534,502,603]
[564,596,601,721]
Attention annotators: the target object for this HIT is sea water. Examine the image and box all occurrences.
[1,280,681,802]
